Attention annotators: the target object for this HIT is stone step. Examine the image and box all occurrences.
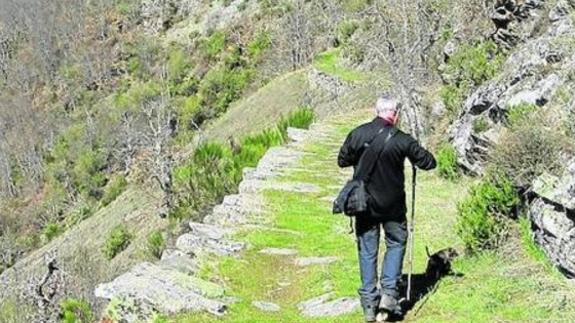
[203,194,266,226]
[239,180,321,194]
[95,262,226,319]
[297,292,360,318]
[176,227,245,257]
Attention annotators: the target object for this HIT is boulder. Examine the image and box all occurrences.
[95,262,226,321]
[528,160,575,277]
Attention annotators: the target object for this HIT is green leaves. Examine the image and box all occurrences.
[456,175,519,253]
[102,225,133,260]
[437,143,460,181]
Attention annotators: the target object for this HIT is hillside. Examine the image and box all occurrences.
[1,0,575,322]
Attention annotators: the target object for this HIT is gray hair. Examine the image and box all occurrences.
[375,95,400,116]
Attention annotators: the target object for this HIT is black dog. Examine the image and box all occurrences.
[425,247,459,280]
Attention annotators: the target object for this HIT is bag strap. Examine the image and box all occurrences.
[353,127,398,181]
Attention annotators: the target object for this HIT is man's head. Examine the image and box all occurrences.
[375,95,401,126]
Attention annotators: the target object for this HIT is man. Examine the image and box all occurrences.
[337,95,436,322]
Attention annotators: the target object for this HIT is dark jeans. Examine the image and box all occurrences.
[356,215,408,306]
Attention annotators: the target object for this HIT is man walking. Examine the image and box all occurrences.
[337,95,436,322]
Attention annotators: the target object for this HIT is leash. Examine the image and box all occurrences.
[406,164,417,302]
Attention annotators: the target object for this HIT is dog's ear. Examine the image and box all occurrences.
[449,248,459,258]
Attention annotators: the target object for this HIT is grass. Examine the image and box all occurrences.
[171,109,575,322]
[313,49,366,82]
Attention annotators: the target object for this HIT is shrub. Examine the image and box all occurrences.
[72,148,107,199]
[490,110,567,187]
[247,32,272,61]
[278,106,315,135]
[436,143,460,181]
[439,84,465,117]
[473,117,489,133]
[505,103,538,127]
[456,174,519,253]
[199,31,226,61]
[102,225,133,260]
[441,41,505,117]
[445,41,505,86]
[42,222,64,243]
[147,230,166,259]
[167,47,191,83]
[101,175,127,207]
[337,20,360,45]
[61,298,93,323]
[198,66,253,115]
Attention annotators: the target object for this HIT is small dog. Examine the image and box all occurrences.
[425,247,459,280]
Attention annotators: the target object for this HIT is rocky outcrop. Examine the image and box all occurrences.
[528,160,575,277]
[451,0,575,175]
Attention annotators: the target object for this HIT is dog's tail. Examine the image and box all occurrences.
[425,246,431,258]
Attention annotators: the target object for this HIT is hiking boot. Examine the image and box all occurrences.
[362,304,377,322]
[379,293,399,313]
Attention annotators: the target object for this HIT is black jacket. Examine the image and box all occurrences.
[338,118,436,218]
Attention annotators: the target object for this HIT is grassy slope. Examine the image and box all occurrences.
[203,70,309,142]
[0,187,164,302]
[171,109,575,322]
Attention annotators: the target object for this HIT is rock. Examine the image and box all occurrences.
[528,160,575,277]
[252,301,281,312]
[298,293,360,317]
[176,232,245,256]
[259,248,299,256]
[294,256,339,267]
[451,2,575,175]
[239,180,321,194]
[203,194,265,226]
[95,262,226,320]
[287,127,310,142]
[159,249,199,275]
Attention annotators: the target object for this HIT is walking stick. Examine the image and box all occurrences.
[406,164,417,302]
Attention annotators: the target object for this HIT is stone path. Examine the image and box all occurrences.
[94,123,358,321]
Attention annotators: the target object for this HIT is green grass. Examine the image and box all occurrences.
[171,109,575,322]
[313,49,366,82]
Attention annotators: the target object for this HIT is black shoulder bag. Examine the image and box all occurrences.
[333,127,398,217]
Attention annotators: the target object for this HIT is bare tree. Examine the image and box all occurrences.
[141,87,176,214]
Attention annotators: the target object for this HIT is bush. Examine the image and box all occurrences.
[278,106,315,135]
[439,84,465,117]
[436,143,460,181]
[101,175,128,207]
[505,103,538,127]
[42,222,64,243]
[147,230,166,259]
[102,225,133,260]
[247,32,272,61]
[445,41,505,86]
[490,110,567,187]
[198,66,253,115]
[441,41,505,117]
[456,174,519,253]
[72,148,107,199]
[167,47,191,83]
[473,117,489,133]
[61,298,93,323]
[337,20,360,45]
[199,31,226,61]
